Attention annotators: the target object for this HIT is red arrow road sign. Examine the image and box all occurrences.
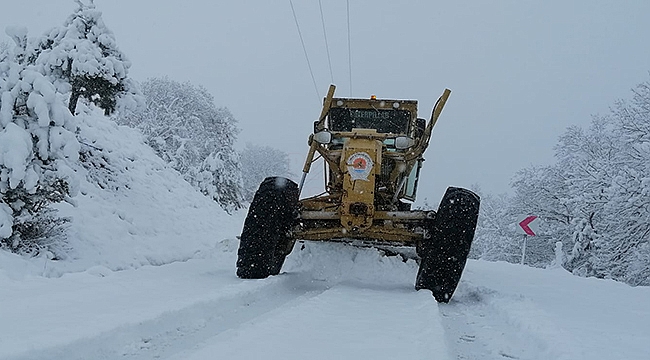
[518,216,538,236]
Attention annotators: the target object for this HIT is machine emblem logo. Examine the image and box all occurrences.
[347,152,374,181]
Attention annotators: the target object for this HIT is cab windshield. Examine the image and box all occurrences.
[328,108,411,134]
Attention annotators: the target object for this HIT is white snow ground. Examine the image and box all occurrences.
[1,112,649,360]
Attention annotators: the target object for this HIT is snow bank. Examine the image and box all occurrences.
[459,259,650,360]
[0,108,242,278]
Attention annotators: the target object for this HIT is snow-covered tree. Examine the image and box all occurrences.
[239,143,293,202]
[553,118,620,276]
[596,81,650,285]
[120,77,243,212]
[503,78,650,285]
[470,192,520,263]
[0,41,8,61]
[0,26,80,257]
[28,0,139,115]
[470,186,555,267]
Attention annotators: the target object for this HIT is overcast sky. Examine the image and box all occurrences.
[2,0,649,203]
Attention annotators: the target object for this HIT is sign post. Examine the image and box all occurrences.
[516,215,539,265]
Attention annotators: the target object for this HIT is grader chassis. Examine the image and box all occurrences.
[237,85,480,302]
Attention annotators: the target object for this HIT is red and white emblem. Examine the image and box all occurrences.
[347,152,374,181]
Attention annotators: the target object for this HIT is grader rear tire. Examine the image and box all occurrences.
[415,187,480,303]
[236,177,299,279]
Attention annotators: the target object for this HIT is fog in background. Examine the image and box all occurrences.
[2,0,649,203]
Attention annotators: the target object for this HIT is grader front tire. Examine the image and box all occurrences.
[236,177,299,279]
[415,187,480,303]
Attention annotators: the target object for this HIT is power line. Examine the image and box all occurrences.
[290,0,320,102]
[346,0,352,96]
[318,0,334,84]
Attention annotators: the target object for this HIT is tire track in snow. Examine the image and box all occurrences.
[167,243,452,360]
[439,281,575,360]
[13,242,451,360]
[170,282,451,360]
[10,272,329,360]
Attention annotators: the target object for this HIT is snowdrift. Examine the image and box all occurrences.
[0,109,241,278]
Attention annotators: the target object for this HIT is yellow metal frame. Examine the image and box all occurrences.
[295,85,451,245]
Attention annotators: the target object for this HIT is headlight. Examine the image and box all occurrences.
[314,131,332,144]
[394,136,415,149]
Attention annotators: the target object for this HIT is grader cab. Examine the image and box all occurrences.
[237,85,480,302]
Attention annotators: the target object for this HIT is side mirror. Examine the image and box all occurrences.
[314,131,332,144]
[395,136,415,149]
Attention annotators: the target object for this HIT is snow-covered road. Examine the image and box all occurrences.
[171,282,447,360]
[2,240,649,360]
[1,241,449,360]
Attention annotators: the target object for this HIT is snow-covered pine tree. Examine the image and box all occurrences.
[239,143,293,202]
[0,26,80,257]
[120,77,243,212]
[193,150,243,213]
[29,0,139,116]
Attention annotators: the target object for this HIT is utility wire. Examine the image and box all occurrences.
[346,0,352,96]
[290,0,320,102]
[318,0,334,84]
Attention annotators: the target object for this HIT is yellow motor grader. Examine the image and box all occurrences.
[237,85,480,302]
